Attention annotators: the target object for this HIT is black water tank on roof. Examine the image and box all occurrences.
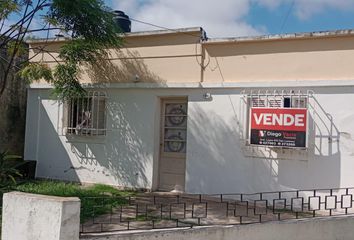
[113,10,131,33]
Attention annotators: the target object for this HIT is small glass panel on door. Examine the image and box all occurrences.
[163,103,187,154]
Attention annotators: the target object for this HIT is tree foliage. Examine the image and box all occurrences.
[0,0,122,99]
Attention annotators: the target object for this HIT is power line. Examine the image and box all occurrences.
[279,0,295,34]
[129,17,208,40]
[129,17,208,68]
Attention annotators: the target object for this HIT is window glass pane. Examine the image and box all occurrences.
[92,98,106,131]
[292,97,307,108]
[164,129,187,141]
[164,103,187,127]
[77,98,92,131]
[268,98,282,107]
[251,97,266,107]
[283,97,291,108]
[165,116,187,127]
[164,140,186,153]
[66,92,106,136]
[163,102,187,152]
[165,103,187,115]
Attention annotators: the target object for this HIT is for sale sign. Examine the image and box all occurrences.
[250,108,307,148]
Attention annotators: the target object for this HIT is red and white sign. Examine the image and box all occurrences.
[251,108,307,131]
[250,108,308,148]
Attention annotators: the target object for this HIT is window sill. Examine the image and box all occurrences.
[65,134,106,144]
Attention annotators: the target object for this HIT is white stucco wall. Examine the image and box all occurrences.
[25,88,163,189]
[2,192,80,240]
[186,86,354,193]
[24,84,354,193]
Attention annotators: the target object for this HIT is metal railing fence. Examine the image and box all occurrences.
[80,187,354,234]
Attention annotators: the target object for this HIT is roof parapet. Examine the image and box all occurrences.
[26,27,205,44]
[26,27,354,45]
[204,29,354,44]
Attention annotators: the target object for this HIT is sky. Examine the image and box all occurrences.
[3,0,354,39]
[105,0,354,38]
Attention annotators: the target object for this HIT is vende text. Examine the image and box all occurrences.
[251,108,307,131]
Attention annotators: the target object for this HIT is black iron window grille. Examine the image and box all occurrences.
[65,91,107,136]
[247,90,309,109]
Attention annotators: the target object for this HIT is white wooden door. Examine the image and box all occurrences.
[158,99,187,192]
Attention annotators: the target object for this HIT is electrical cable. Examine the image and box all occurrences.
[129,17,209,39]
[128,17,209,69]
[279,0,295,34]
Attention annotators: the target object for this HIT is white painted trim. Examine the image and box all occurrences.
[29,79,354,90]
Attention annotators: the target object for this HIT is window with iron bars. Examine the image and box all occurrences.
[250,94,307,108]
[64,92,107,136]
[243,90,309,146]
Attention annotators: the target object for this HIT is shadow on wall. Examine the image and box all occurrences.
[35,48,166,188]
[186,102,283,194]
[69,94,151,189]
[36,95,150,188]
[86,50,166,84]
[36,100,80,182]
[277,94,341,189]
[186,92,341,194]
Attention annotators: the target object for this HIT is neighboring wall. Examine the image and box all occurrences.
[0,50,27,155]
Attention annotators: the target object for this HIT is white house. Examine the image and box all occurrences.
[24,27,354,194]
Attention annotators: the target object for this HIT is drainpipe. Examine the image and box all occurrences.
[200,43,206,83]
[200,29,207,83]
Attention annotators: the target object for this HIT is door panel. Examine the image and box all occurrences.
[158,99,187,192]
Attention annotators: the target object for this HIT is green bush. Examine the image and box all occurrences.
[0,151,24,187]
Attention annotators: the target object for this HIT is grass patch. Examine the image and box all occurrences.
[9,180,137,221]
[14,180,134,197]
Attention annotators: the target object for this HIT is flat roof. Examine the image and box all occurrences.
[204,29,354,44]
[26,27,204,44]
[26,27,354,44]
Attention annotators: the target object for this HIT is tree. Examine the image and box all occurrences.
[0,0,122,99]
